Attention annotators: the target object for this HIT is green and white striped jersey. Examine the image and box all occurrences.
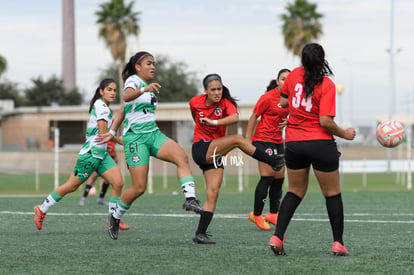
[122,74,159,135]
[79,98,112,159]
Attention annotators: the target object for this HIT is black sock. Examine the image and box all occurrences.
[252,148,276,167]
[99,182,110,198]
[269,178,284,213]
[274,192,302,240]
[82,185,92,198]
[196,211,214,235]
[253,176,273,216]
[326,193,344,245]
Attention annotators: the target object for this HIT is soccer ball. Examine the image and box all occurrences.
[376,119,405,148]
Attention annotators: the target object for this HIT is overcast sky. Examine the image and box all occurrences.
[1,0,413,126]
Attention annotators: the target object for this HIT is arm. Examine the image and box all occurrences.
[95,104,125,145]
[245,113,258,141]
[199,113,239,126]
[124,83,161,102]
[320,116,356,140]
[280,96,289,108]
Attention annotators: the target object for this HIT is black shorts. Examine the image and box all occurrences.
[253,140,285,157]
[192,140,224,172]
[285,139,339,172]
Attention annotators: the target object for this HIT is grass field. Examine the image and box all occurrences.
[0,178,413,274]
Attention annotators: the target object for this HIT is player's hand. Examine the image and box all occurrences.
[278,118,287,129]
[96,132,113,144]
[199,117,215,126]
[144,83,161,93]
[344,128,356,140]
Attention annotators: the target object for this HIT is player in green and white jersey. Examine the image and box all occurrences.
[34,79,129,231]
[105,51,203,240]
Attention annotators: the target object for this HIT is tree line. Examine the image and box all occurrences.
[0,0,323,107]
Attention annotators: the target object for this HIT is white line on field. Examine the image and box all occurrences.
[1,211,414,224]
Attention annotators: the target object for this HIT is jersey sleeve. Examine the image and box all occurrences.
[95,101,110,122]
[252,93,270,116]
[319,79,336,117]
[224,99,238,116]
[124,76,141,92]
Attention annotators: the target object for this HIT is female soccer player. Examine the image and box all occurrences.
[106,51,203,240]
[190,73,285,244]
[33,79,129,231]
[245,69,290,230]
[268,43,356,256]
[79,141,117,207]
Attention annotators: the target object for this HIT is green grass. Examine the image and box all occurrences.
[0,172,411,195]
[0,191,413,274]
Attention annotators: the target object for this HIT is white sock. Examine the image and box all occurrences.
[108,202,117,214]
[40,195,57,213]
[113,203,128,220]
[181,182,196,199]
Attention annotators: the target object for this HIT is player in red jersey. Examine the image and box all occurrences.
[268,43,356,256]
[190,73,285,244]
[245,69,290,230]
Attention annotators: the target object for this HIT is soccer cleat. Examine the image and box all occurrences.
[193,233,216,244]
[106,220,130,230]
[272,155,285,172]
[248,211,271,230]
[34,205,46,230]
[96,198,109,206]
[269,235,286,256]
[331,241,349,256]
[78,197,86,206]
[107,213,120,240]
[264,212,278,226]
[183,198,203,214]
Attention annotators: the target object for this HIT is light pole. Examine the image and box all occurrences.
[386,0,395,172]
[336,84,344,185]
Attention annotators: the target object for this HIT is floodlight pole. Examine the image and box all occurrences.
[387,0,395,172]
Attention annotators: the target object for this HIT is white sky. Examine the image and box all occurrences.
[1,0,413,126]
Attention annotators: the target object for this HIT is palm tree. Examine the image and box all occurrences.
[280,0,323,57]
[95,0,140,98]
[0,55,7,78]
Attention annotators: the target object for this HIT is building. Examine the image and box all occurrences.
[0,102,256,151]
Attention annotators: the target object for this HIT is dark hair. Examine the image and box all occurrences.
[266,80,277,92]
[122,51,153,82]
[202,73,238,108]
[266,68,291,93]
[89,78,116,113]
[301,43,333,98]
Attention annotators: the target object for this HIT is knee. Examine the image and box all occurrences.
[111,180,124,190]
[233,134,245,145]
[207,188,220,201]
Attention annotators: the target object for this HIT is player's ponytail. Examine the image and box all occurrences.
[301,43,333,98]
[89,78,116,113]
[122,51,153,82]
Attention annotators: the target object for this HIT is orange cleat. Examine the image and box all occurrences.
[248,211,271,230]
[331,241,349,256]
[269,235,286,255]
[34,205,46,230]
[264,212,278,225]
[106,220,130,230]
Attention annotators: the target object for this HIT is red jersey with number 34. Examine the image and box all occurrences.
[252,89,288,143]
[190,94,238,143]
[281,67,336,142]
